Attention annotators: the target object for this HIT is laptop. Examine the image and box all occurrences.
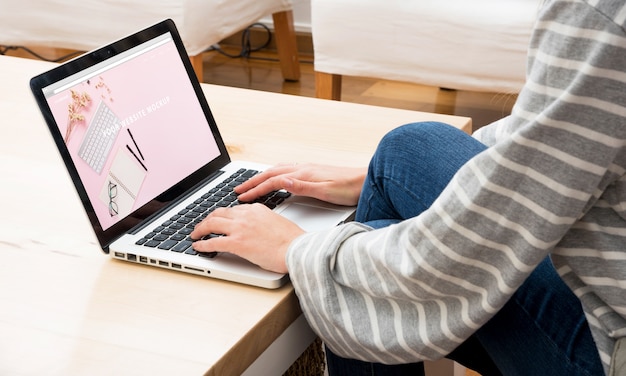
[29,19,355,289]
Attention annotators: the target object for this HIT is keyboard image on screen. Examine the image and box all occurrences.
[78,101,122,174]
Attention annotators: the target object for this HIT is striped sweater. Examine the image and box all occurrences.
[286,0,626,373]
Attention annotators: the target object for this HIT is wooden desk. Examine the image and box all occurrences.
[0,55,470,376]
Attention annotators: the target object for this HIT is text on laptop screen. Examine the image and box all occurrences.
[42,33,220,230]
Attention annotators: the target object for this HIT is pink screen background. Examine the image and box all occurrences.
[46,39,220,230]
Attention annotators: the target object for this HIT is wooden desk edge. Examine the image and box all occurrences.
[206,288,302,375]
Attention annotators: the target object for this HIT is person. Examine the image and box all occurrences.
[190,0,626,374]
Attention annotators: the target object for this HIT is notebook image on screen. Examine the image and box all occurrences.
[29,19,355,289]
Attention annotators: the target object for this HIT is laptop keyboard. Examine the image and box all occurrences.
[78,101,122,174]
[134,168,291,258]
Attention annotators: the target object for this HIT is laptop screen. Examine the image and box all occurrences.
[31,20,230,249]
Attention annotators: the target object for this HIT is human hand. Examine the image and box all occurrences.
[235,163,366,206]
[190,204,305,274]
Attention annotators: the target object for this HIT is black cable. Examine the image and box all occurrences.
[0,45,82,62]
[208,22,273,58]
[206,22,313,65]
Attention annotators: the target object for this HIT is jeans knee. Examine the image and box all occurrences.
[377,121,485,160]
[377,122,460,156]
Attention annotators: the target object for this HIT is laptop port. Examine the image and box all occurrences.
[139,256,148,263]
[183,266,203,273]
[114,252,124,258]
[127,253,137,261]
[158,260,168,266]
[172,263,182,269]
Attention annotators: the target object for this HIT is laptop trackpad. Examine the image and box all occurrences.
[278,203,350,232]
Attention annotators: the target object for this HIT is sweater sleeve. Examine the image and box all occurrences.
[472,115,510,146]
[287,0,626,367]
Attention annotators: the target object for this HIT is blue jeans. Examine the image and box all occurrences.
[325,122,603,376]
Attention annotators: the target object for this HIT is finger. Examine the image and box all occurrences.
[190,208,232,239]
[236,176,294,202]
[191,234,233,254]
[282,178,350,205]
[281,177,316,197]
[235,164,299,193]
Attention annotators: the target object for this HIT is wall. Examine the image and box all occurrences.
[291,0,312,32]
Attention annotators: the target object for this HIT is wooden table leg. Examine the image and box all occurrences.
[272,10,300,82]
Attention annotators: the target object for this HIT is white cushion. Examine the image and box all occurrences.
[312,0,541,92]
[1,0,292,56]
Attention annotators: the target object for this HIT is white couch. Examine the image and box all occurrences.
[0,0,300,82]
[312,0,541,100]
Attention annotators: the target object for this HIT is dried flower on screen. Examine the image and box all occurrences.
[64,90,92,142]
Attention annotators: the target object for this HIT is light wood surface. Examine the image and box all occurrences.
[0,55,470,375]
